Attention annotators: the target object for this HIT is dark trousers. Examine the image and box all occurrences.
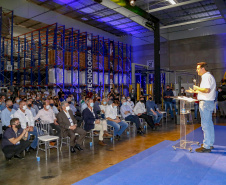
[2,140,30,159]
[125,115,141,129]
[74,116,83,127]
[65,127,86,146]
[50,123,61,137]
[139,114,154,128]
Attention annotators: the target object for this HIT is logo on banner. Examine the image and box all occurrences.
[87,34,93,91]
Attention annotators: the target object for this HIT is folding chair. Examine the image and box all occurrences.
[35,121,59,160]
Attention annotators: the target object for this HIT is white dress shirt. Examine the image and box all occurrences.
[198,72,216,101]
[63,110,73,126]
[105,105,118,120]
[134,102,146,115]
[34,108,56,123]
[13,109,34,129]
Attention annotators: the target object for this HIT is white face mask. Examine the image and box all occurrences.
[16,100,20,103]
[22,105,27,110]
[127,99,131,101]
[66,106,70,111]
[46,105,50,109]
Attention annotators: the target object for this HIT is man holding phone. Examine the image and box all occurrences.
[2,118,30,160]
[13,101,38,151]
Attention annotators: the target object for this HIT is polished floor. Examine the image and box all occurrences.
[0,115,225,185]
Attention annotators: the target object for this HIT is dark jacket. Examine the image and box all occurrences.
[82,107,99,131]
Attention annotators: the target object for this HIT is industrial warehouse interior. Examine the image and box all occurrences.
[1,0,226,184]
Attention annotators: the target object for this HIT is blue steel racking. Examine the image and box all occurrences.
[0,10,132,97]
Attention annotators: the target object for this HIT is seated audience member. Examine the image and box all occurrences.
[105,100,128,140]
[2,118,30,160]
[120,99,144,134]
[67,98,83,127]
[30,99,39,114]
[13,97,20,110]
[83,99,112,146]
[81,97,89,113]
[34,100,61,138]
[67,98,77,115]
[134,97,156,130]
[2,100,16,131]
[49,99,59,114]
[0,96,6,111]
[99,98,108,119]
[57,101,86,153]
[13,101,38,150]
[27,100,36,117]
[129,88,136,103]
[146,95,163,125]
[34,96,43,110]
[59,93,66,102]
[94,96,101,114]
[127,96,134,110]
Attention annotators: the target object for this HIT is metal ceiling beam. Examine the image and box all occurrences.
[160,16,223,29]
[213,0,226,22]
[148,0,204,13]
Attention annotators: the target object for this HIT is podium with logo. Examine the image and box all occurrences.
[172,96,199,152]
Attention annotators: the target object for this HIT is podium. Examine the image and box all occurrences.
[172,96,199,152]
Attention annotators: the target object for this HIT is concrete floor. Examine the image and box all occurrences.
[0,116,224,185]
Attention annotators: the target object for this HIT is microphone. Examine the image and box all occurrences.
[193,79,196,86]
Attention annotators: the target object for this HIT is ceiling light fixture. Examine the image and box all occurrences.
[130,0,136,6]
[167,0,176,5]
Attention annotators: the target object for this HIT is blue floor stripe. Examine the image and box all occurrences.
[73,126,226,185]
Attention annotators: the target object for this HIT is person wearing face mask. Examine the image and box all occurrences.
[217,87,226,117]
[134,97,156,130]
[34,96,43,110]
[26,100,36,117]
[34,100,61,138]
[105,100,128,140]
[59,93,66,102]
[49,99,59,114]
[127,96,134,110]
[120,99,143,134]
[1,100,16,131]
[100,98,108,119]
[13,100,38,151]
[108,88,116,99]
[129,88,137,103]
[57,101,86,153]
[163,85,174,120]
[13,97,20,110]
[81,97,89,113]
[94,96,101,115]
[146,95,163,125]
[83,99,112,146]
[67,98,83,127]
[2,118,30,160]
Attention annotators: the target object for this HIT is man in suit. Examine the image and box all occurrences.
[57,101,86,153]
[83,99,112,146]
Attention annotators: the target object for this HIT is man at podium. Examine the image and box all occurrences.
[187,62,216,153]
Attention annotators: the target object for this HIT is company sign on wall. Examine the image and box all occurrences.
[87,34,93,91]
